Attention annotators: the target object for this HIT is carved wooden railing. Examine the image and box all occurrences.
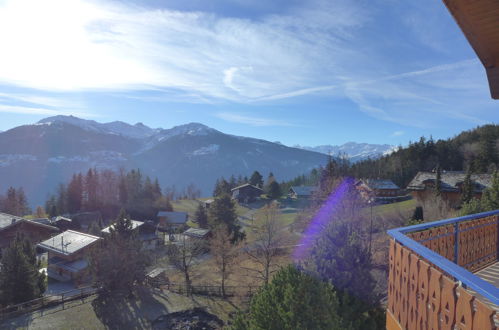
[387,210,499,330]
[406,215,498,272]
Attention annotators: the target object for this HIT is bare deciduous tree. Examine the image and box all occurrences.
[244,202,288,284]
[210,224,238,297]
[166,235,206,295]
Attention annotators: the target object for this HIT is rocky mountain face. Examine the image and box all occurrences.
[297,142,397,162]
[0,116,328,206]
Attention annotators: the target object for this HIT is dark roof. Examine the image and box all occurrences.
[407,171,493,193]
[358,179,400,190]
[31,218,52,226]
[231,183,263,192]
[157,211,188,224]
[38,230,100,256]
[289,186,316,196]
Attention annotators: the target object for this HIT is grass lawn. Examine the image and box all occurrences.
[371,198,416,217]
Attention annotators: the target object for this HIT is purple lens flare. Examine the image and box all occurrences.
[292,178,351,260]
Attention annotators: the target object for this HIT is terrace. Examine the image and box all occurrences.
[386,209,499,329]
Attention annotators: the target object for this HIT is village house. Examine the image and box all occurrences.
[406,171,492,208]
[231,183,263,203]
[51,216,73,231]
[288,186,316,199]
[355,179,405,203]
[0,212,59,255]
[157,211,188,232]
[37,230,101,284]
[101,219,162,250]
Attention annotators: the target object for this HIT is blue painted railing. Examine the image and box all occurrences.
[387,209,499,306]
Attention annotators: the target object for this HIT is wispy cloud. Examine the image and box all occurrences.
[0,104,94,117]
[0,92,81,109]
[391,130,405,137]
[215,112,295,127]
[0,0,495,130]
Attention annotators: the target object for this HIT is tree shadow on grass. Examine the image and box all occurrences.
[92,286,169,330]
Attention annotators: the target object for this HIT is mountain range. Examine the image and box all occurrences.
[296,143,397,162]
[0,116,394,207]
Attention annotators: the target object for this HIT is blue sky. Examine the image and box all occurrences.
[0,0,497,147]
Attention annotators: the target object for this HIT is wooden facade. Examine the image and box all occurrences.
[0,220,59,253]
[231,183,263,203]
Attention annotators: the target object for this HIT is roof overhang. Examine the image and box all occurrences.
[443,0,499,99]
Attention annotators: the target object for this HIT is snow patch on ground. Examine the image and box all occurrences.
[0,154,37,167]
[190,144,220,156]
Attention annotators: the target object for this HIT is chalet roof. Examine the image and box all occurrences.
[38,230,100,256]
[184,227,210,238]
[289,186,316,196]
[407,171,493,193]
[442,0,499,99]
[0,212,24,230]
[156,211,188,224]
[53,216,72,223]
[0,213,59,232]
[101,220,144,234]
[231,183,263,192]
[359,179,400,190]
[31,218,52,226]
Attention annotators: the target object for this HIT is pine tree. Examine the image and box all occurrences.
[461,168,474,204]
[67,174,83,213]
[249,171,264,188]
[90,209,149,296]
[435,164,442,197]
[481,170,499,211]
[231,265,342,330]
[0,234,46,305]
[111,208,133,240]
[267,181,282,200]
[209,195,244,243]
[194,203,209,229]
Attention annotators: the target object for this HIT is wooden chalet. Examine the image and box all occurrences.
[288,186,316,199]
[0,212,59,255]
[38,230,101,284]
[231,183,263,203]
[101,219,161,250]
[407,171,492,208]
[157,211,188,231]
[355,179,405,203]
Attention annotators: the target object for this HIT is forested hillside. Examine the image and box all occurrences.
[349,124,499,187]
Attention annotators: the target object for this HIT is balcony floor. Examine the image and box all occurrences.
[471,262,499,311]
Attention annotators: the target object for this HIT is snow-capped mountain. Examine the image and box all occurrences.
[38,115,160,139]
[297,142,398,162]
[0,116,328,206]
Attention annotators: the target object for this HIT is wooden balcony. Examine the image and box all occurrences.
[386,210,499,329]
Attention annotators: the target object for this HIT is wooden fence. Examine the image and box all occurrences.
[0,286,97,320]
[159,282,259,298]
